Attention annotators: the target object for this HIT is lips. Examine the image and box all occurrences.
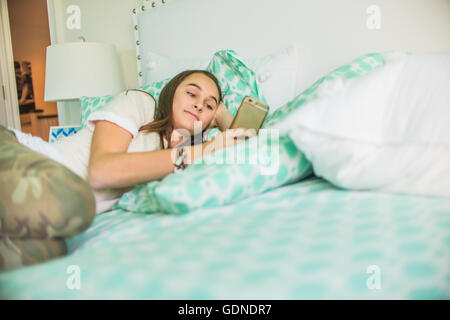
[184,111,199,121]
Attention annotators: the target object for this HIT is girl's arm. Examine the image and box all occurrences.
[88,120,213,189]
[88,119,252,190]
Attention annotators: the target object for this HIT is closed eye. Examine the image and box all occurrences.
[187,89,215,110]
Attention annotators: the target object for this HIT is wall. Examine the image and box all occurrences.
[8,0,57,116]
[49,0,141,125]
[48,0,450,125]
[50,0,141,89]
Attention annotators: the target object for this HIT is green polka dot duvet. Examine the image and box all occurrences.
[1,177,449,299]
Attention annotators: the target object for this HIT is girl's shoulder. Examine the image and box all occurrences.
[125,89,156,103]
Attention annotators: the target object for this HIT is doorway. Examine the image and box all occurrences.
[6,0,58,141]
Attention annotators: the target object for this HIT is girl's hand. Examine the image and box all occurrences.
[206,127,256,152]
[186,127,256,165]
[207,102,233,131]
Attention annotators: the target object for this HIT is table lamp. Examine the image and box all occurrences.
[45,41,125,101]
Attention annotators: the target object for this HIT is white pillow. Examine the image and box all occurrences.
[273,52,450,197]
[143,44,298,113]
[246,44,298,112]
[144,51,210,85]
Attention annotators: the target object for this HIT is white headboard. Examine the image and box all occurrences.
[132,0,450,94]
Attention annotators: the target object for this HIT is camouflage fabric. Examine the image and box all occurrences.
[0,237,67,271]
[0,125,96,271]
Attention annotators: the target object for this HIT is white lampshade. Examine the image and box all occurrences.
[45,42,125,101]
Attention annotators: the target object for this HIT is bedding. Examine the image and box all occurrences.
[271,52,450,197]
[246,44,298,113]
[207,50,266,116]
[116,134,312,214]
[1,176,448,299]
[262,52,386,129]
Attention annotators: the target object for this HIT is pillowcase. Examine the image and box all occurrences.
[263,52,387,129]
[271,52,450,197]
[207,50,266,116]
[116,134,312,214]
[79,78,169,129]
[246,44,298,112]
[144,44,298,113]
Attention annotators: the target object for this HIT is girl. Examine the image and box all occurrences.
[0,70,253,270]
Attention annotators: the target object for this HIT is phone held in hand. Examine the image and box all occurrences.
[229,96,269,134]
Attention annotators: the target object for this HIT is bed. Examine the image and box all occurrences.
[1,175,449,299]
[0,0,449,299]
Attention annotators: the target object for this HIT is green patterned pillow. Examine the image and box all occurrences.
[207,49,266,116]
[79,78,169,129]
[80,95,113,129]
[116,133,312,214]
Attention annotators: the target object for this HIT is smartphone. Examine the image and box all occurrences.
[229,96,269,134]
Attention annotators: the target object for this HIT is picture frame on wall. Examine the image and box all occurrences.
[14,60,36,114]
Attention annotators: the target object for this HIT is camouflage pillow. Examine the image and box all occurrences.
[0,125,96,240]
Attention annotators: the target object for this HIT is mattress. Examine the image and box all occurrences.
[0,176,449,299]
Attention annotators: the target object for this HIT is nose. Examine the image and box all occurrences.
[193,102,203,111]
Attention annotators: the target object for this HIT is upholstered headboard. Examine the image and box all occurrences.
[131,0,450,95]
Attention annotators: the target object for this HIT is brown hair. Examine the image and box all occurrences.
[138,70,223,149]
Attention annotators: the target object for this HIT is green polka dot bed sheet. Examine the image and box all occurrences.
[0,176,449,299]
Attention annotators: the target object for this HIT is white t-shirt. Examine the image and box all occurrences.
[52,89,169,214]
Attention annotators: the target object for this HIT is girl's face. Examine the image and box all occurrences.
[171,73,220,135]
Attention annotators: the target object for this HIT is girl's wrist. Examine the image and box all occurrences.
[202,140,215,157]
[173,146,188,173]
